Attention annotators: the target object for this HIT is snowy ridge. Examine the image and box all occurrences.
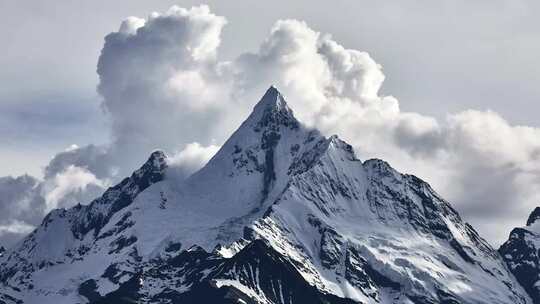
[0,86,532,304]
[0,151,167,303]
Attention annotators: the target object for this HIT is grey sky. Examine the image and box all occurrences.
[0,1,539,246]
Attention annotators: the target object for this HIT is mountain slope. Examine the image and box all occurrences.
[78,239,357,304]
[0,87,531,304]
[500,207,540,303]
[0,150,167,303]
[246,136,528,303]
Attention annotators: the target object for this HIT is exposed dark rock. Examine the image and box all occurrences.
[82,239,357,304]
[500,225,540,303]
[527,207,540,226]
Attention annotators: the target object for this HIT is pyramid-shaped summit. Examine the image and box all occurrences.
[224,85,299,137]
[254,85,287,110]
[251,85,294,115]
[0,86,531,304]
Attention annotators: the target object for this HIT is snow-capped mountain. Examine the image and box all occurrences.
[0,87,531,304]
[500,207,540,303]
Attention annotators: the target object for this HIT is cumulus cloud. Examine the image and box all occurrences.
[0,166,110,247]
[232,19,400,127]
[96,5,230,172]
[167,142,220,180]
[42,165,109,211]
[44,144,111,179]
[0,175,45,246]
[424,111,540,242]
[1,5,539,247]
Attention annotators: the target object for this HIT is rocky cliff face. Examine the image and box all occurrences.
[500,207,540,304]
[0,87,531,304]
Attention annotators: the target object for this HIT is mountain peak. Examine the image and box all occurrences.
[139,150,167,172]
[256,85,284,109]
[249,86,298,132]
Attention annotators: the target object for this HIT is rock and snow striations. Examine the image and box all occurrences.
[500,207,540,304]
[0,87,531,304]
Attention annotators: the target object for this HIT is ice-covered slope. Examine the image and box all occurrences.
[123,86,326,253]
[500,207,540,303]
[0,87,531,304]
[248,142,529,303]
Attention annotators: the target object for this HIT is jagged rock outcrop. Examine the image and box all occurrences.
[500,207,540,303]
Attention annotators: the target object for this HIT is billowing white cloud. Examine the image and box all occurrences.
[44,144,111,180]
[96,5,230,172]
[232,19,400,128]
[42,165,109,211]
[445,110,540,167]
[431,111,540,242]
[167,142,220,180]
[1,5,539,247]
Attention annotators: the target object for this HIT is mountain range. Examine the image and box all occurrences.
[0,87,537,304]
